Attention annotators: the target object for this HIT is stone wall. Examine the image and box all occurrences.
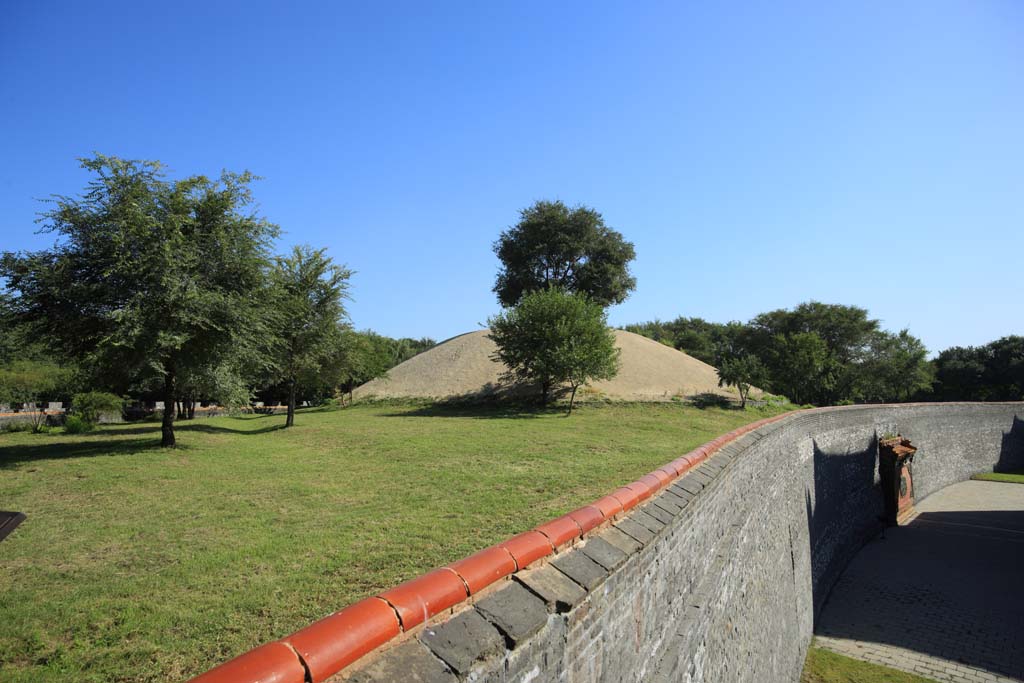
[188,403,1024,683]
[339,404,1023,683]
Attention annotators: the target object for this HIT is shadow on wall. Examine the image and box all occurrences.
[806,436,884,620]
[995,414,1024,473]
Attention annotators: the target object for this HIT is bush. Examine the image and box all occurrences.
[3,420,33,433]
[71,391,123,428]
[63,415,94,434]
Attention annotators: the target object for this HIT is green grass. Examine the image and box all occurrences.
[0,401,791,683]
[802,646,938,683]
[971,470,1024,484]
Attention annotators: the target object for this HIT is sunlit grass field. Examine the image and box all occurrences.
[801,645,938,683]
[0,401,791,683]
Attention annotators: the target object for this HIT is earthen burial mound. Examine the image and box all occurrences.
[354,329,752,402]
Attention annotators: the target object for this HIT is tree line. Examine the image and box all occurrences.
[625,311,1022,406]
[2,158,1016,440]
[0,155,434,444]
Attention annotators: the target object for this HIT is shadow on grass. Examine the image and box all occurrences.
[376,399,559,420]
[0,436,163,468]
[0,417,289,468]
[175,423,286,436]
[688,392,742,410]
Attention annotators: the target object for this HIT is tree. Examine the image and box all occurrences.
[855,330,933,403]
[745,302,879,405]
[269,246,352,428]
[0,155,278,447]
[713,322,766,408]
[488,288,620,413]
[931,336,1024,401]
[716,355,767,409]
[493,200,636,307]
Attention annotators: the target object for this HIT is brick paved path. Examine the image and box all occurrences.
[815,480,1024,683]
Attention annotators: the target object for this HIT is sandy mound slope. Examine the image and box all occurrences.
[354,329,749,402]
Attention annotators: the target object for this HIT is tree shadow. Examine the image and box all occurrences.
[175,422,286,435]
[688,392,740,410]
[0,436,164,469]
[376,397,561,420]
[0,416,289,468]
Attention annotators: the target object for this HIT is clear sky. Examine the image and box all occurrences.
[2,1,1021,354]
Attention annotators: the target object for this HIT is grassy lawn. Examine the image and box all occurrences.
[0,401,791,683]
[802,646,938,683]
[971,470,1024,484]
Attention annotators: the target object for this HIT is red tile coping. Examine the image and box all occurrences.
[187,411,795,683]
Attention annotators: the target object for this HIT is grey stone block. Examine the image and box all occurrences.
[551,549,608,591]
[515,564,587,613]
[661,487,693,507]
[579,536,628,571]
[651,493,683,516]
[420,608,504,675]
[615,517,655,545]
[643,502,675,525]
[690,468,714,485]
[674,477,704,496]
[631,509,666,534]
[475,582,547,648]
[347,641,457,682]
[599,526,643,555]
[701,458,725,473]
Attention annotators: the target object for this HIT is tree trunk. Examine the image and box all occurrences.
[541,379,551,406]
[286,379,296,428]
[161,363,176,448]
[566,384,578,416]
[187,397,196,420]
[739,385,747,409]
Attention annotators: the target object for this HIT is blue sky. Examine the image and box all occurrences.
[1,1,1021,353]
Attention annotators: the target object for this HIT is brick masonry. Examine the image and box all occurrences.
[188,403,1024,683]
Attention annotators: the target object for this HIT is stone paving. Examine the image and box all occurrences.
[815,480,1024,683]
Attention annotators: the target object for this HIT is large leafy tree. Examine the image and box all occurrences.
[493,200,636,308]
[745,302,879,405]
[269,246,352,427]
[856,330,934,403]
[0,155,278,446]
[931,336,1023,401]
[488,287,620,413]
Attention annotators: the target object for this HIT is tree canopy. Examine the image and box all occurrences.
[628,302,937,406]
[488,288,620,412]
[268,245,352,427]
[931,336,1023,401]
[493,200,636,308]
[0,154,278,446]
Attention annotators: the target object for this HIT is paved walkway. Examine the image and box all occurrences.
[815,480,1024,683]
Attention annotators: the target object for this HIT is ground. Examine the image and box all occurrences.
[814,480,1024,683]
[0,401,789,683]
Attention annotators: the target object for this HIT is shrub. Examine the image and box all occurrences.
[63,415,94,434]
[3,420,33,433]
[71,392,124,428]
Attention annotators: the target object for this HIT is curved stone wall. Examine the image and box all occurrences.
[191,403,1023,683]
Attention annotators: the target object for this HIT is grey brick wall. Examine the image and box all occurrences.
[340,403,1024,683]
